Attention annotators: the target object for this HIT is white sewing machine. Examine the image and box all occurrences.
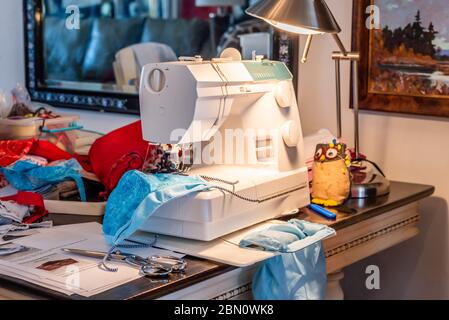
[139,57,310,241]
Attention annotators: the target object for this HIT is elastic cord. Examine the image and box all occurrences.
[70,174,87,202]
[99,236,159,273]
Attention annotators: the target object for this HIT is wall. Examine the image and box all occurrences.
[298,0,449,299]
[0,0,137,133]
[0,0,24,91]
[1,0,448,299]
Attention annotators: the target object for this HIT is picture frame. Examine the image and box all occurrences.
[352,0,449,117]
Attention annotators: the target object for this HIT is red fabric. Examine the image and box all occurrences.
[89,121,157,196]
[28,140,91,172]
[0,192,48,224]
[29,140,73,162]
[0,139,34,167]
[0,138,91,171]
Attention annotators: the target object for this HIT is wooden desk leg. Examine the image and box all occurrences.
[326,270,344,300]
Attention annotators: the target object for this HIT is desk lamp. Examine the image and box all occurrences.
[246,0,390,199]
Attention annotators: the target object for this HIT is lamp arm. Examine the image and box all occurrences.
[331,33,348,56]
[301,35,314,64]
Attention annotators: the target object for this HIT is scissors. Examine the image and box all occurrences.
[61,248,187,277]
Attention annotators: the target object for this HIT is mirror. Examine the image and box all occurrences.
[25,0,299,114]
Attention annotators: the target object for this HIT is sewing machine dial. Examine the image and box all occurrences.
[275,81,293,108]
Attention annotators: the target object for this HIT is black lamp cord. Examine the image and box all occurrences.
[352,158,387,178]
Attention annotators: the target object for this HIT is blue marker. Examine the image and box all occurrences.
[309,204,337,220]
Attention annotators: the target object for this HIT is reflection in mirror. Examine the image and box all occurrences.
[41,0,271,95]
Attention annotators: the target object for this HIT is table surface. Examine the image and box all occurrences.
[0,181,435,300]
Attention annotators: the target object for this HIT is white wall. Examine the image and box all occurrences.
[0,0,137,133]
[298,0,449,299]
[0,0,24,90]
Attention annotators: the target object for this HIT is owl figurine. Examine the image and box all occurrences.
[311,141,351,207]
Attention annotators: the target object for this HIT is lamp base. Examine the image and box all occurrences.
[350,161,390,199]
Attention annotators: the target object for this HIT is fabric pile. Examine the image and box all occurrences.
[0,120,177,207]
[0,191,52,243]
[0,138,88,202]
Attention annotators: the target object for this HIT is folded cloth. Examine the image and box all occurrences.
[240,219,331,300]
[0,200,30,224]
[1,192,48,224]
[103,170,210,245]
[89,121,159,197]
[0,159,87,202]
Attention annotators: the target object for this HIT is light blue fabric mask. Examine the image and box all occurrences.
[103,171,210,245]
[252,242,327,300]
[240,219,331,300]
[240,220,326,253]
[1,159,86,202]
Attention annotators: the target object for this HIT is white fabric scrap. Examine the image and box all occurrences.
[0,201,30,223]
[0,201,31,223]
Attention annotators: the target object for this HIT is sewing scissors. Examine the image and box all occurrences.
[61,248,187,277]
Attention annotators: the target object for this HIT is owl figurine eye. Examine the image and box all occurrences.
[315,148,324,161]
[326,148,338,160]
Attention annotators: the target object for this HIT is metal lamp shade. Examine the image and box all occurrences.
[246,0,341,34]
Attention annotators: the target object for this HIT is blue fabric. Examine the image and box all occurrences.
[240,220,325,253]
[240,219,328,300]
[252,242,327,300]
[103,171,210,245]
[1,159,86,202]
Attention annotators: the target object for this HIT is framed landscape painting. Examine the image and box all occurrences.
[352,0,449,117]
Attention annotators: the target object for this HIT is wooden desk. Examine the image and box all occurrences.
[0,181,434,300]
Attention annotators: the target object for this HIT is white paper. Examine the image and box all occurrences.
[0,222,182,297]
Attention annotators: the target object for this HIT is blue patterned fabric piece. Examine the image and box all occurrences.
[240,219,329,300]
[1,159,86,202]
[103,171,210,245]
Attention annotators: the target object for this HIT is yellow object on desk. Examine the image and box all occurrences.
[311,142,351,207]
